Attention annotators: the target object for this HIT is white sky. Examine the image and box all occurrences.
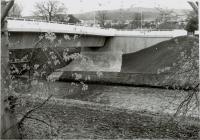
[16,0,194,16]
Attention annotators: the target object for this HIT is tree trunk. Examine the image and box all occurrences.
[49,12,52,21]
[1,1,20,139]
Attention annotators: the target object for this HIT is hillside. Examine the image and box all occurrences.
[121,36,198,73]
[75,7,190,21]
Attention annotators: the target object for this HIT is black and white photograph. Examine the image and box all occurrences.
[1,0,199,139]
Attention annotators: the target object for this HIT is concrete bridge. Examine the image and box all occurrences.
[7,18,187,72]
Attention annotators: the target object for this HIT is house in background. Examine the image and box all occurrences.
[54,14,81,24]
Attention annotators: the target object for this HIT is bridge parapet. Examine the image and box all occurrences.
[7,19,187,37]
[7,19,116,36]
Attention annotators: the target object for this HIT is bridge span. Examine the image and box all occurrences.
[7,18,187,37]
[7,19,187,72]
[7,19,115,36]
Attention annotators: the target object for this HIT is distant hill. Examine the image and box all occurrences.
[75,7,190,21]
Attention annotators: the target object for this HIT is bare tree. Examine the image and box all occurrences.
[185,1,199,34]
[96,10,108,27]
[1,0,21,139]
[33,0,67,21]
[155,7,174,23]
[188,1,198,15]
[8,3,22,17]
[131,12,142,29]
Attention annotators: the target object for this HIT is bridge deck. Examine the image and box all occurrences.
[7,20,116,36]
[7,19,187,37]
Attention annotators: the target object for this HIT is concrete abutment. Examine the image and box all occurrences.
[63,36,172,72]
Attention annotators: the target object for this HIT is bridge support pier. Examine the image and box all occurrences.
[60,36,172,72]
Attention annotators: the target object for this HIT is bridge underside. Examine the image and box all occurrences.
[9,31,173,72]
[60,36,173,72]
[9,32,106,49]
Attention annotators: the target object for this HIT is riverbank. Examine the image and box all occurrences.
[16,93,200,139]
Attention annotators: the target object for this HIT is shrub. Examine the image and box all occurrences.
[185,16,198,34]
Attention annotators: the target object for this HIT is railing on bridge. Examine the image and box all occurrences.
[6,17,117,36]
[6,17,188,37]
[6,17,104,29]
[6,17,180,31]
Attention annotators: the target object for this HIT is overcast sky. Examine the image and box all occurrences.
[16,0,194,16]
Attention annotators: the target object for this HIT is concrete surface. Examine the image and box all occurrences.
[7,19,188,72]
[9,32,106,49]
[7,19,187,37]
[7,19,116,36]
[62,36,172,71]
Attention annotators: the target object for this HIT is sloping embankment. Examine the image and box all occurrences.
[121,36,198,73]
[16,95,200,139]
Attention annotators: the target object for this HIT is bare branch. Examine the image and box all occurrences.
[25,116,55,129]
[19,95,52,124]
[2,95,53,135]
[96,11,108,27]
[33,0,67,21]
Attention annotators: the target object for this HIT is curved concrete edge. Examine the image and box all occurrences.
[7,20,187,37]
[58,52,122,72]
